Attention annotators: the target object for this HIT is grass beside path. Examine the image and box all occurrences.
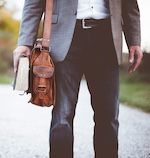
[120,80,150,113]
[0,74,13,84]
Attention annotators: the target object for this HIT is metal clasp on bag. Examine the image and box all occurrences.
[35,38,51,52]
[82,19,92,29]
[38,85,46,93]
[41,46,51,52]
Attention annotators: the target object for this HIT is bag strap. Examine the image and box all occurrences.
[42,0,53,49]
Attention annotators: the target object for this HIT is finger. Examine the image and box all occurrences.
[128,48,134,63]
[13,50,19,73]
[13,49,25,73]
[128,53,142,73]
[128,62,137,73]
[132,54,142,71]
[128,63,135,73]
[13,46,31,73]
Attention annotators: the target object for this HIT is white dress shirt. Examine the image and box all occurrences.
[77,0,110,19]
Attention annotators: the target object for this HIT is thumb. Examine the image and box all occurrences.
[13,51,20,73]
[13,46,31,73]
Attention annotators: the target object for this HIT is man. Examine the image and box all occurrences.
[13,0,143,157]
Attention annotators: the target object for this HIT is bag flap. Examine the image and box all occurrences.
[33,66,54,78]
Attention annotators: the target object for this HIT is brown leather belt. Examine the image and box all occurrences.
[76,19,107,29]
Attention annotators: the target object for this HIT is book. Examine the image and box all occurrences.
[13,57,29,91]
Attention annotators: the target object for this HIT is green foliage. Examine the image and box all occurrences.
[0,1,44,76]
[120,79,150,113]
[0,74,13,84]
[0,1,20,75]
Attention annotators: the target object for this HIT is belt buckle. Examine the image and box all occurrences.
[82,19,92,29]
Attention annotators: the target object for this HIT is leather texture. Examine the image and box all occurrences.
[28,41,56,107]
[42,0,53,48]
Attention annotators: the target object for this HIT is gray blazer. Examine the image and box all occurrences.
[18,0,141,65]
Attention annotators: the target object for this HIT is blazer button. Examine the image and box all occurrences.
[74,10,77,15]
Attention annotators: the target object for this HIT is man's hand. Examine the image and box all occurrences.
[128,45,143,73]
[13,46,31,73]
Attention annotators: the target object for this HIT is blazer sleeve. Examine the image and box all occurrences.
[122,0,141,47]
[18,0,46,47]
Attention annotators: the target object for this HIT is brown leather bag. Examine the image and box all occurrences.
[27,39,56,107]
[27,0,55,107]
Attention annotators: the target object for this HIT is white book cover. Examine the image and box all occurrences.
[13,57,29,91]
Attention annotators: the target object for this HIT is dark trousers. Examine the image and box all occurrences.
[49,18,120,158]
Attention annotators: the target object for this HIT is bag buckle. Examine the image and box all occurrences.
[34,38,51,52]
[82,19,92,29]
[38,85,46,93]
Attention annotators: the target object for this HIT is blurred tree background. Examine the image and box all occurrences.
[0,0,20,77]
[0,0,43,81]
